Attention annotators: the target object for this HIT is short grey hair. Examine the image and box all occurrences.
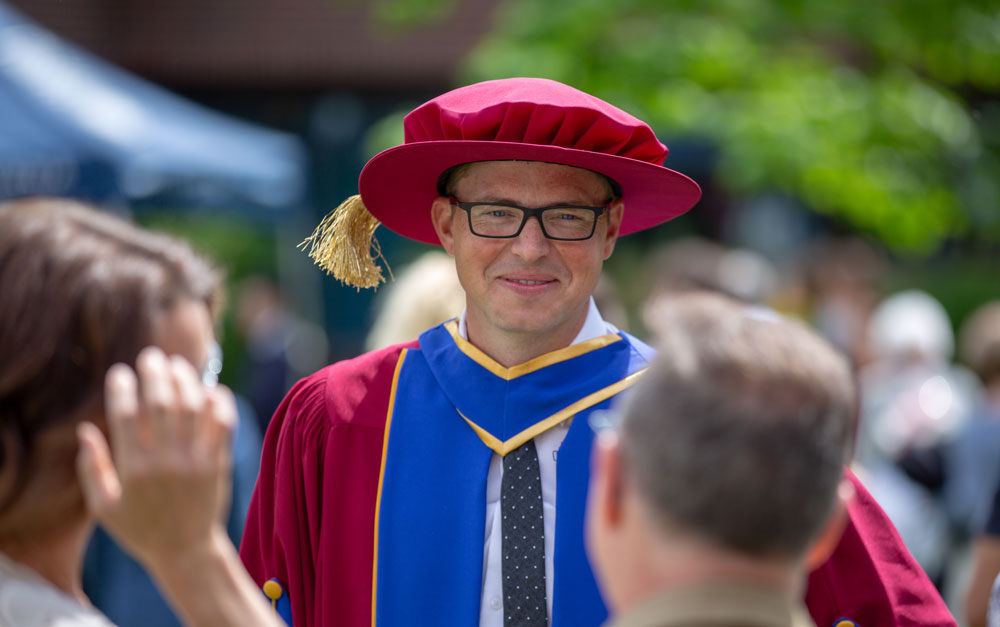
[618,293,855,559]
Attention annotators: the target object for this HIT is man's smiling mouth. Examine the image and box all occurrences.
[509,279,550,286]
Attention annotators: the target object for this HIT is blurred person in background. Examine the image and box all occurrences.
[927,300,1000,627]
[364,250,466,351]
[592,274,631,334]
[948,302,1000,536]
[891,300,1000,619]
[235,276,329,433]
[801,238,886,369]
[855,289,983,590]
[990,569,1000,627]
[0,198,266,626]
[588,293,855,627]
[964,472,1000,627]
[639,237,778,340]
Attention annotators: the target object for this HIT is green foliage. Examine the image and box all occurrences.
[461,0,1000,253]
[373,0,458,28]
[327,0,458,29]
[138,212,277,279]
[364,108,409,158]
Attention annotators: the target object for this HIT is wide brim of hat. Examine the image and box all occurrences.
[358,140,702,246]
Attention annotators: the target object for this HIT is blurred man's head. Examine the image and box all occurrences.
[958,300,1000,390]
[587,293,856,611]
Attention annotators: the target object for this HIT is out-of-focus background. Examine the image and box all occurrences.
[2,0,998,623]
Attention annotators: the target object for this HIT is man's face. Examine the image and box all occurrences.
[431,161,623,350]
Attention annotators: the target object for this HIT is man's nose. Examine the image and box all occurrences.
[510,216,551,261]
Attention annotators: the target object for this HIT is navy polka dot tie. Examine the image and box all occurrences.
[501,439,548,627]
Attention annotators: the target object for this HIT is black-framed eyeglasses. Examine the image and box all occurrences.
[449,197,609,241]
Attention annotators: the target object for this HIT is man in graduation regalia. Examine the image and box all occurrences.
[239,78,955,627]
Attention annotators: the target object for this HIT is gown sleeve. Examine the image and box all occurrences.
[805,469,956,627]
[239,343,411,626]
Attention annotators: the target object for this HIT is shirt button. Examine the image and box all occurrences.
[490,597,501,611]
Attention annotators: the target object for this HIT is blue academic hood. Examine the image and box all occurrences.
[0,2,306,215]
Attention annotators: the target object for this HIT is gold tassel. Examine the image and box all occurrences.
[298,195,394,290]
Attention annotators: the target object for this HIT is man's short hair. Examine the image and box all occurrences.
[618,292,855,559]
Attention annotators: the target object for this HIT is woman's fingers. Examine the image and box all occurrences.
[136,346,173,452]
[106,348,228,470]
[76,420,121,519]
[136,347,209,454]
[90,348,235,563]
[104,361,142,468]
[169,354,205,448]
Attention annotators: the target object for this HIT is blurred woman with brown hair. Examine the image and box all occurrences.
[0,198,279,626]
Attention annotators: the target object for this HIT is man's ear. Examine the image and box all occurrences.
[602,200,624,260]
[431,197,457,255]
[805,479,854,571]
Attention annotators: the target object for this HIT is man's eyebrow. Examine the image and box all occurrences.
[459,195,519,204]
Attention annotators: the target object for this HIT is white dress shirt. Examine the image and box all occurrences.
[457,298,619,627]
